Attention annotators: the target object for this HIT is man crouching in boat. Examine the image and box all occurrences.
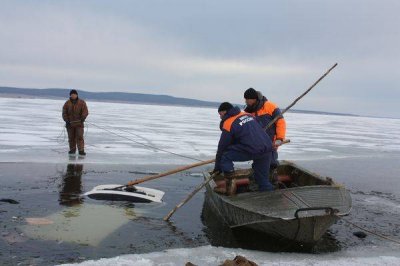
[213,102,274,196]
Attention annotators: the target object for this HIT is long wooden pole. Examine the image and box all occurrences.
[163,63,338,221]
[114,159,216,190]
[266,63,338,129]
[163,173,216,221]
[119,140,289,191]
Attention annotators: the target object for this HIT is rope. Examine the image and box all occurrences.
[86,121,204,162]
[84,121,89,138]
[341,216,400,245]
[115,126,154,143]
[51,122,95,153]
[55,125,67,144]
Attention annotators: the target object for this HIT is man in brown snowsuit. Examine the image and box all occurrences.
[62,89,89,156]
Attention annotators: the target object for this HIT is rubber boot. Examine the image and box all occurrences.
[226,178,237,196]
[224,171,237,196]
[270,168,279,189]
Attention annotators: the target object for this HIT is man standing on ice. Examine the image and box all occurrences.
[62,89,89,156]
[213,102,274,195]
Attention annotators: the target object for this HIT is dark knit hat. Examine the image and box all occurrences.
[69,89,78,96]
[244,88,258,99]
[218,102,233,112]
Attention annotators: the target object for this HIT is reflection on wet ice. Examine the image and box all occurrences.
[59,164,83,206]
[20,164,145,246]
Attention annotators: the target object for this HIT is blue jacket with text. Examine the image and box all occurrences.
[214,106,272,171]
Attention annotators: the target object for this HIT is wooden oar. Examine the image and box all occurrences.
[163,63,338,221]
[112,158,215,190]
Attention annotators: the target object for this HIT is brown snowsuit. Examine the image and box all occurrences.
[62,98,89,152]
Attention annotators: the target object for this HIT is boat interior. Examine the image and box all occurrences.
[212,161,334,193]
[273,162,334,189]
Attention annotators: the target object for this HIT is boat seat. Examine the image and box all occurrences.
[214,177,250,188]
[213,172,250,193]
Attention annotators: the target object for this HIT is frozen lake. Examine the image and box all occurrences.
[1,97,400,265]
[1,97,400,164]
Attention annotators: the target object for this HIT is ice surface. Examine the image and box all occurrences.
[1,97,400,164]
[59,245,400,266]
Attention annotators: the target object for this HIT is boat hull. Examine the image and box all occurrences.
[203,161,351,244]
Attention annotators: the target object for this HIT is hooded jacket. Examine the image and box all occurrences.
[214,106,272,171]
[244,91,286,141]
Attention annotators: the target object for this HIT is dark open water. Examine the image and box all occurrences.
[1,153,400,265]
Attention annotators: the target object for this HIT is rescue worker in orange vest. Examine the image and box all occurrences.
[213,102,274,195]
[244,88,286,169]
[62,89,89,156]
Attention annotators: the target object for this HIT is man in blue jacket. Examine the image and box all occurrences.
[213,102,274,195]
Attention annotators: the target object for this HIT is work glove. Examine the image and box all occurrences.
[273,139,284,149]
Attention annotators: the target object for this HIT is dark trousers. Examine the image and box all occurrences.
[271,149,279,169]
[220,150,273,191]
[67,126,84,152]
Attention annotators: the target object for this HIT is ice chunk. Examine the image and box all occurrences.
[58,245,400,266]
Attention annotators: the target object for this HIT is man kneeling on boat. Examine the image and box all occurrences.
[213,102,274,196]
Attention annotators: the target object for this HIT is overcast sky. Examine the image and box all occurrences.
[1,0,399,117]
